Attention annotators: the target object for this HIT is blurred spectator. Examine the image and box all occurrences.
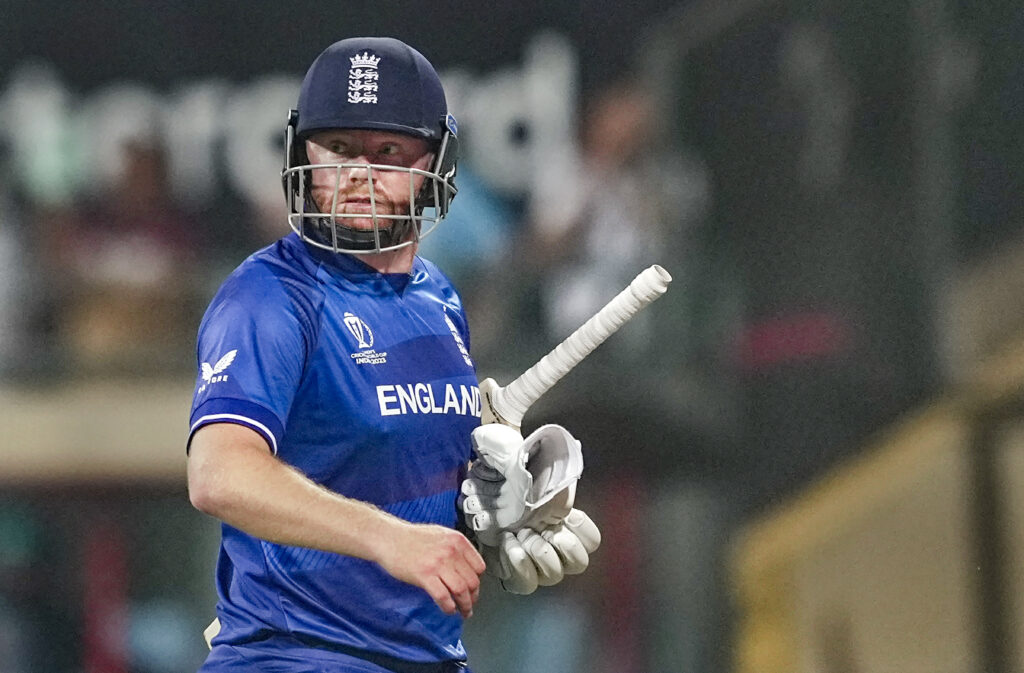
[33,138,205,377]
[527,79,711,363]
[0,188,30,378]
[517,77,719,425]
[0,173,63,382]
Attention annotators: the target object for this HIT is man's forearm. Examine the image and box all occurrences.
[188,422,485,618]
[187,423,400,564]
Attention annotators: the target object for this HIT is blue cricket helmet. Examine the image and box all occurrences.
[282,37,459,254]
[296,37,451,142]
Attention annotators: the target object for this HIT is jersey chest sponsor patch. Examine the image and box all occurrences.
[376,382,481,417]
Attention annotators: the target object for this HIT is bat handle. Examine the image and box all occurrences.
[486,265,672,429]
[480,377,521,429]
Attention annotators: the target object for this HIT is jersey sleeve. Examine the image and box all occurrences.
[188,264,317,454]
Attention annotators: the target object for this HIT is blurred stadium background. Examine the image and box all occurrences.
[1,0,1023,671]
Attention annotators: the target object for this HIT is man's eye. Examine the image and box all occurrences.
[378,144,400,156]
[329,143,349,154]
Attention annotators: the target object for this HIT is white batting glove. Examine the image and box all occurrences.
[460,424,584,546]
[540,507,602,575]
[479,508,602,594]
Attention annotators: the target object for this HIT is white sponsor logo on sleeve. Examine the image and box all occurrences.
[197,349,237,394]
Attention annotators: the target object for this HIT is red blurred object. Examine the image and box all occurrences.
[82,519,129,673]
[736,311,853,370]
[601,475,643,673]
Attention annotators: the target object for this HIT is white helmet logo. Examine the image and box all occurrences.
[348,52,380,104]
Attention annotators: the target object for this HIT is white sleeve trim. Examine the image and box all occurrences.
[190,414,279,455]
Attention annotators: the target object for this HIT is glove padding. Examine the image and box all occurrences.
[480,508,601,594]
[460,423,584,546]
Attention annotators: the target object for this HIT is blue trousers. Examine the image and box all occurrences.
[199,634,473,673]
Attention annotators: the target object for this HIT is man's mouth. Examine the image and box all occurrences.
[342,199,376,214]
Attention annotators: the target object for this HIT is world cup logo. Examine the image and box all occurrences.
[343,312,374,349]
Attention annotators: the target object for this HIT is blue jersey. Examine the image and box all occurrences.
[188,233,481,665]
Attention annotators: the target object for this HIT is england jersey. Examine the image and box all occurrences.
[188,233,480,663]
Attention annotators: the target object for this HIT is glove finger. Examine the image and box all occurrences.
[464,473,505,495]
[471,511,494,533]
[460,494,499,516]
[542,524,590,575]
[499,532,539,595]
[516,528,564,586]
[563,508,601,553]
[459,493,480,514]
[473,515,500,547]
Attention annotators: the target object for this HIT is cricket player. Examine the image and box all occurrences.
[186,37,597,672]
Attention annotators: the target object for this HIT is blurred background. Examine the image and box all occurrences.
[1,0,1023,671]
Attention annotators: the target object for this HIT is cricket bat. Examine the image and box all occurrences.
[480,264,672,430]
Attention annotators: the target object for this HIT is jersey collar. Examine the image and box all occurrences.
[286,233,421,294]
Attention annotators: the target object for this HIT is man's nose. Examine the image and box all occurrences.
[345,156,375,183]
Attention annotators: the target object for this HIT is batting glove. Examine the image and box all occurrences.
[460,424,584,546]
[479,508,602,594]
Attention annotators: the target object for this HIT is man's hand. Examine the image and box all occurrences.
[461,424,584,545]
[458,424,599,593]
[374,520,486,618]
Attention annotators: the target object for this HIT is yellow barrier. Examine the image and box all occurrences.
[731,334,1024,673]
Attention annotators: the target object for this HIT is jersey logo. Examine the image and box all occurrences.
[377,383,481,417]
[345,312,388,365]
[348,52,380,104]
[344,312,374,349]
[443,308,474,368]
[197,349,237,393]
[202,349,237,383]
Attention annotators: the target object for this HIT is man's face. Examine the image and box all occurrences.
[305,129,434,232]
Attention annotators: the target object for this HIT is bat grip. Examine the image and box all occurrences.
[494,265,671,425]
